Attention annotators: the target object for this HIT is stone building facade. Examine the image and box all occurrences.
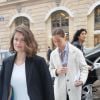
[0,0,100,58]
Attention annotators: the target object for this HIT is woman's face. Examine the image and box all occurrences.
[78,31,87,42]
[13,32,26,53]
[52,35,65,48]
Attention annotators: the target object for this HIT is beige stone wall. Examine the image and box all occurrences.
[45,0,100,47]
[0,0,100,59]
[0,0,6,3]
[0,0,51,59]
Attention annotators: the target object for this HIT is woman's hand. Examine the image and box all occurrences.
[88,65,92,70]
[74,80,83,87]
[56,67,68,75]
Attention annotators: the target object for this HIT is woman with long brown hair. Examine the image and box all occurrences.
[0,25,54,100]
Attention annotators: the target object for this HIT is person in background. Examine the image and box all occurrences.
[47,46,52,63]
[71,28,87,55]
[64,33,69,41]
[0,25,54,100]
[72,28,97,85]
[49,28,88,100]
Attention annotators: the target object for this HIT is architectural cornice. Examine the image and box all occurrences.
[94,30,100,34]
[44,6,74,22]
[0,0,28,7]
[8,13,34,27]
[54,0,61,6]
[87,1,100,15]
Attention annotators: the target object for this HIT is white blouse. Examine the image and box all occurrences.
[11,63,30,100]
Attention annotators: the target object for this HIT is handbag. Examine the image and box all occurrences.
[8,86,14,100]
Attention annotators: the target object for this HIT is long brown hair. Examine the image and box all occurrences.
[10,25,38,57]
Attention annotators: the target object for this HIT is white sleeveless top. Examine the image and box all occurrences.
[11,63,30,100]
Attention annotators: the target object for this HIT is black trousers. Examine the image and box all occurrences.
[67,93,69,100]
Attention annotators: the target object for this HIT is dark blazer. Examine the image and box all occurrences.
[72,41,85,55]
[0,54,54,100]
[72,41,82,50]
[47,49,52,62]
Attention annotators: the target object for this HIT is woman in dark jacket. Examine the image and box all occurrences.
[72,28,87,55]
[72,28,97,85]
[0,25,54,100]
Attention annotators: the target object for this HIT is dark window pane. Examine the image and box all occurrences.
[95,5,100,30]
[15,17,30,28]
[51,10,69,33]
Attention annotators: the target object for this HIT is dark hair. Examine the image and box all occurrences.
[52,28,65,38]
[72,28,87,43]
[10,25,38,57]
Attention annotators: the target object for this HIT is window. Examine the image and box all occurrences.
[94,6,100,46]
[94,34,100,46]
[95,5,100,30]
[51,11,69,48]
[51,10,69,33]
[15,17,30,28]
